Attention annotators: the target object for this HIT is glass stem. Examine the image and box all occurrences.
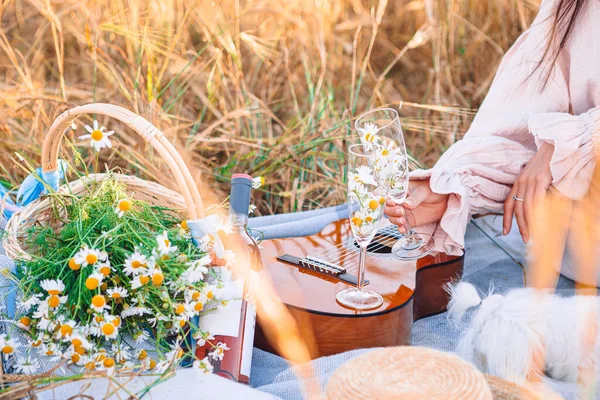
[357,244,367,290]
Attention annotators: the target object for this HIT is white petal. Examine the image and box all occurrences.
[93,120,99,130]
[79,134,91,140]
[85,125,93,133]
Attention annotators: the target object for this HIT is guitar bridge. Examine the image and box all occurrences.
[277,254,367,286]
[301,256,346,276]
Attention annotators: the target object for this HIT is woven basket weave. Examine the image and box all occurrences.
[3,103,205,260]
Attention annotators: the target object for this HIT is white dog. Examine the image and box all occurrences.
[448,282,599,399]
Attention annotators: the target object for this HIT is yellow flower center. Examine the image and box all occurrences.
[131,260,142,269]
[60,325,73,337]
[175,304,185,315]
[118,199,131,212]
[365,133,374,142]
[365,216,373,223]
[164,239,170,247]
[113,317,121,327]
[86,254,98,265]
[140,275,150,285]
[379,197,385,204]
[72,338,82,347]
[2,345,13,354]
[48,289,60,295]
[179,319,186,327]
[103,358,115,368]
[152,272,164,286]
[111,292,121,299]
[32,340,42,348]
[92,295,106,308]
[194,302,204,311]
[180,220,188,230]
[91,129,104,141]
[99,266,110,276]
[75,345,86,355]
[71,353,81,363]
[207,291,214,300]
[149,359,157,369]
[217,348,223,354]
[101,323,116,336]
[95,315,104,323]
[19,316,31,327]
[351,216,363,227]
[86,361,96,371]
[191,291,200,301]
[46,350,54,356]
[381,149,390,156]
[85,277,99,290]
[138,350,148,360]
[48,295,60,308]
[368,199,379,210]
[69,258,81,271]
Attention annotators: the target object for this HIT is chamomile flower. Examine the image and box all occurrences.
[132,330,150,344]
[46,294,68,309]
[17,315,32,330]
[85,272,104,290]
[90,294,109,313]
[252,176,265,189]
[107,287,128,300]
[193,331,215,347]
[131,274,151,289]
[69,333,93,350]
[74,244,103,267]
[194,356,214,374]
[156,231,177,256]
[0,335,19,357]
[150,268,165,287]
[97,261,113,277]
[100,321,119,340]
[112,344,132,363]
[358,122,380,150]
[355,165,377,186]
[123,251,148,276]
[181,256,210,284]
[79,120,114,152]
[208,342,229,361]
[40,342,62,359]
[18,294,42,312]
[57,321,77,338]
[114,198,132,218]
[14,358,40,374]
[40,279,65,295]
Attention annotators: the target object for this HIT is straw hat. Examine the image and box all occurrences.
[326,346,493,400]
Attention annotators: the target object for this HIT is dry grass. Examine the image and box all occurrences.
[0,0,540,214]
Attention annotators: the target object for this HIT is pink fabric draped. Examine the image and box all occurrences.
[412,0,600,256]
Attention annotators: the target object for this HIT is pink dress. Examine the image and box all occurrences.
[412,0,600,264]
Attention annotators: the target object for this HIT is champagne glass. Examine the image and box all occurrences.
[356,107,434,260]
[337,144,385,310]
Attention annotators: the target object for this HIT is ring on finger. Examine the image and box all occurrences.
[512,194,524,202]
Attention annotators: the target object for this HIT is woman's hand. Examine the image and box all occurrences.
[503,142,554,242]
[384,179,449,233]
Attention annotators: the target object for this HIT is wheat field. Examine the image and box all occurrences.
[0,0,540,214]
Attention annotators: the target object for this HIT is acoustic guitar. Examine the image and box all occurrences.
[253,218,464,359]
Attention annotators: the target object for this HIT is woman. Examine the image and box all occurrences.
[385,0,600,283]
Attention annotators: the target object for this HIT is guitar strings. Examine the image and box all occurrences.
[302,224,398,261]
[304,225,402,267]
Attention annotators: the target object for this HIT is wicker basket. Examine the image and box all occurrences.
[3,103,205,260]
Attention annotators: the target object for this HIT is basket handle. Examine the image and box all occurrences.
[42,103,205,219]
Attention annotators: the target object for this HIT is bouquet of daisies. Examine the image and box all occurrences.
[3,177,231,376]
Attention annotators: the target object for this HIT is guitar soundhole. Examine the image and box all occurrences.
[354,234,397,254]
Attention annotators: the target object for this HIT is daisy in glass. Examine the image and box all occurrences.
[14,358,40,374]
[156,231,177,256]
[114,198,132,218]
[107,287,128,300]
[252,176,265,189]
[123,251,148,276]
[90,294,110,313]
[79,120,114,152]
[208,342,229,361]
[357,122,380,150]
[74,244,104,267]
[0,334,19,357]
[85,271,104,290]
[194,356,214,374]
